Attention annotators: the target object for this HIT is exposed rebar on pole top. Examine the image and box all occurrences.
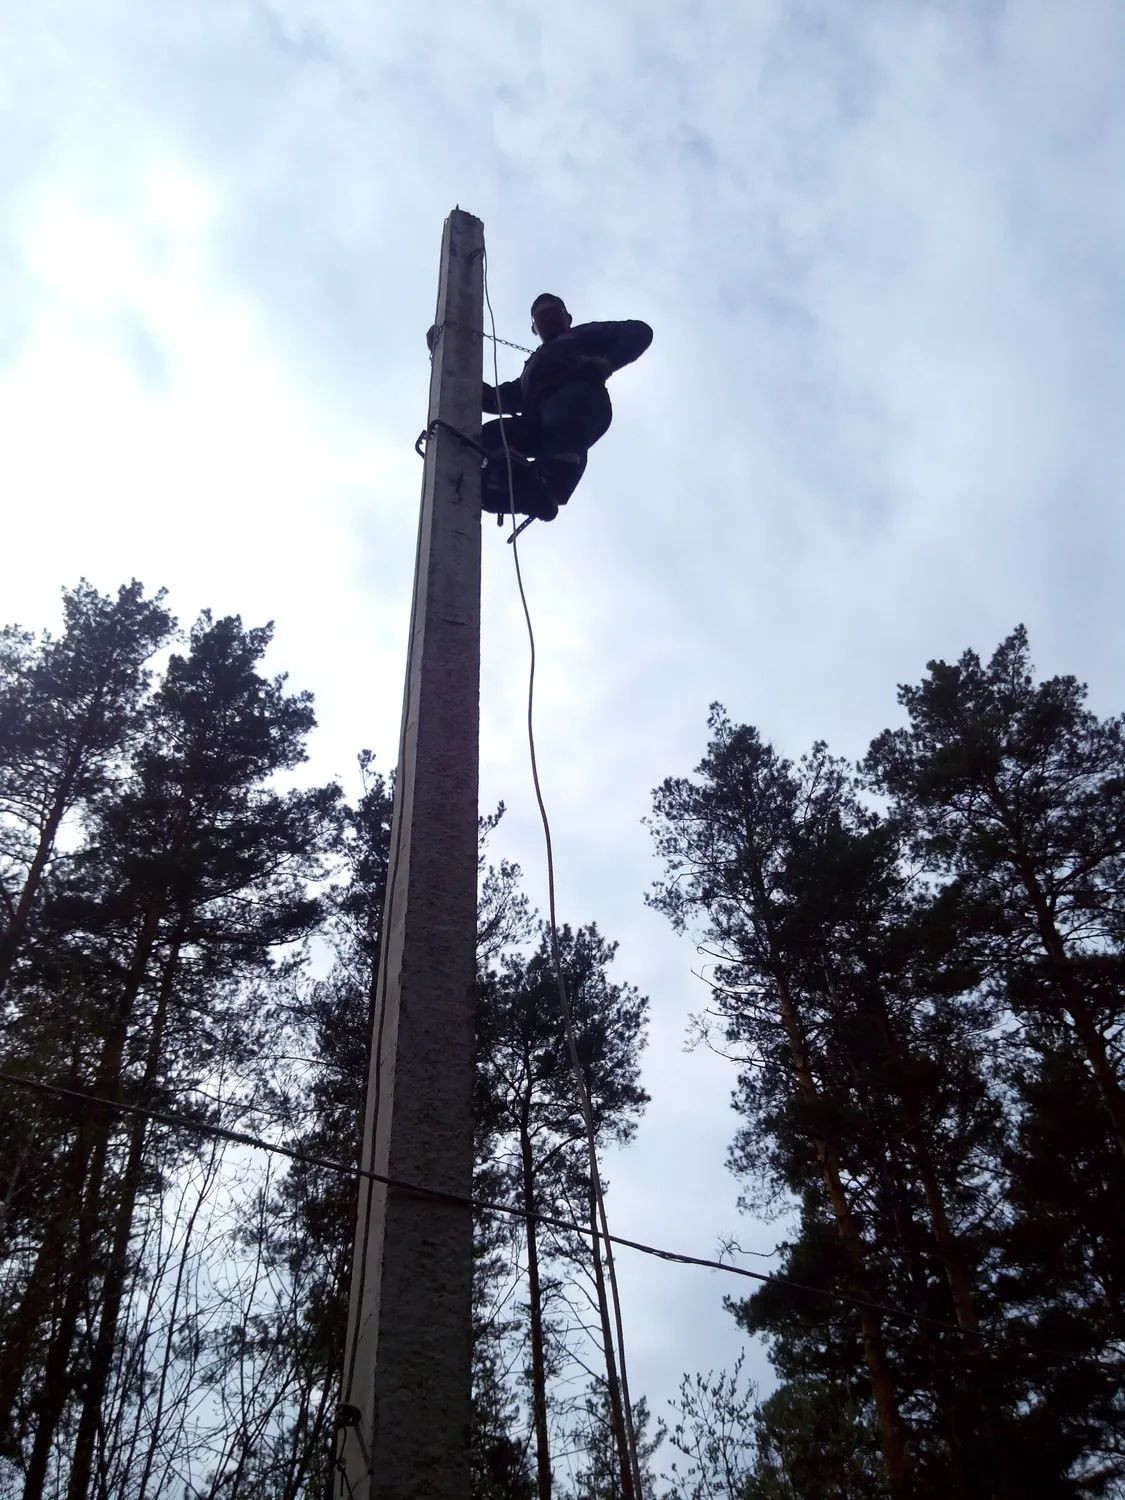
[338,208,483,1498]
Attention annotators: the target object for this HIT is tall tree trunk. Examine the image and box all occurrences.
[1063,998,1125,1160]
[774,972,912,1497]
[2,1094,116,1463]
[0,1105,43,1241]
[588,1182,636,1500]
[279,1374,335,1500]
[846,969,1012,1498]
[901,1116,1011,1499]
[0,763,78,997]
[0,1127,87,1434]
[0,800,63,996]
[519,1124,552,1500]
[133,1139,224,1500]
[992,787,1125,1160]
[1019,864,1125,1158]
[908,1128,979,1334]
[67,931,184,1500]
[21,1129,116,1500]
[18,905,163,1500]
[881,1124,978,1500]
[855,976,981,1338]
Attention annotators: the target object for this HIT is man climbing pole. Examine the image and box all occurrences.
[429,295,652,523]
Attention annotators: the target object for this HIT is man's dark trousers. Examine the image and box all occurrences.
[480,381,611,519]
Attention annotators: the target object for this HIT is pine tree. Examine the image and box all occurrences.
[649,715,914,1494]
[198,792,539,1498]
[863,626,1125,1159]
[649,710,1025,1496]
[747,1377,887,1499]
[0,608,339,1498]
[992,1041,1125,1496]
[664,1356,886,1500]
[563,1391,662,1500]
[2,591,630,1498]
[475,925,650,1500]
[472,1245,537,1500]
[0,579,173,997]
[649,628,1125,1499]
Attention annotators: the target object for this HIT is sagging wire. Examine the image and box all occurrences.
[0,1069,1002,1341]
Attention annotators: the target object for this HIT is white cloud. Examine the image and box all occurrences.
[2,0,1122,1454]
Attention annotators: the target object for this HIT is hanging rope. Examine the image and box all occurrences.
[480,247,645,1499]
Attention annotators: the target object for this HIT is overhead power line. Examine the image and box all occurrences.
[0,1068,990,1342]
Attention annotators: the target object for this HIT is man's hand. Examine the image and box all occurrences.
[576,354,613,382]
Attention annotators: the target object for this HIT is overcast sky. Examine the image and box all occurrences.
[3,0,1123,1473]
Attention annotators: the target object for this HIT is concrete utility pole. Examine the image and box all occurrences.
[337,209,483,1499]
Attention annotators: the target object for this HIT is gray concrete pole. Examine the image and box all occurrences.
[337,208,483,1499]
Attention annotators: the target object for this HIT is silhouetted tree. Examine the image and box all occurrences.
[1,608,338,1500]
[476,925,649,1500]
[864,626,1125,1159]
[0,579,172,998]
[563,1390,662,1500]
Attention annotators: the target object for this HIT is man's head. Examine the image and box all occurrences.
[531,293,572,343]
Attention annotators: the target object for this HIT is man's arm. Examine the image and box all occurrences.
[482,379,523,415]
[575,320,653,375]
[428,326,524,414]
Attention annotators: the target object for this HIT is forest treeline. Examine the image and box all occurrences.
[0,581,1122,1498]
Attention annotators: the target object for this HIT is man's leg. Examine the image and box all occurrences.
[532,453,587,511]
[480,390,600,521]
[481,415,535,459]
[531,383,606,512]
[483,464,561,519]
[479,416,566,519]
[480,416,540,515]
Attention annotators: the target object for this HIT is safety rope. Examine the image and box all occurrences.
[481,247,645,1499]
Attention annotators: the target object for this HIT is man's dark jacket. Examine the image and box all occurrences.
[482,320,653,426]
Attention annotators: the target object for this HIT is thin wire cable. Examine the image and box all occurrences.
[1,1068,994,1340]
[480,249,644,1499]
